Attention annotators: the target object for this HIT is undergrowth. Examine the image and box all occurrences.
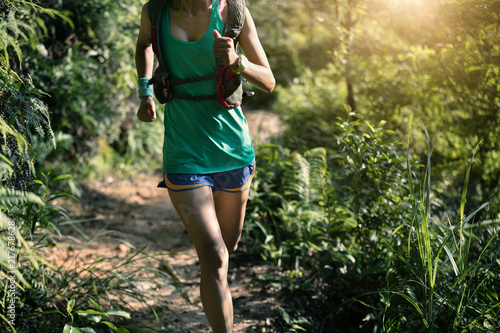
[246,113,499,332]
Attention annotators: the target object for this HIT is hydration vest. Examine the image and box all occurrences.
[147,0,252,107]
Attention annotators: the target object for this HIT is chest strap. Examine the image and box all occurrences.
[148,73,219,103]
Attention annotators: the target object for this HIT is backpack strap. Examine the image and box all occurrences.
[148,0,169,69]
[147,0,171,104]
[148,0,245,52]
[224,0,245,40]
[147,0,248,104]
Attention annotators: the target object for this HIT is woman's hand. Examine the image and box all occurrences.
[137,96,156,122]
[216,9,275,93]
[212,30,238,67]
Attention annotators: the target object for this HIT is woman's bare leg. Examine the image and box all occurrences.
[213,189,250,253]
[168,187,234,333]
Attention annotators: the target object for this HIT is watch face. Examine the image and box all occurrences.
[233,55,248,75]
[240,55,249,69]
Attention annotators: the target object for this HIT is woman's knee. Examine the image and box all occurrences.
[225,237,241,253]
[199,241,229,276]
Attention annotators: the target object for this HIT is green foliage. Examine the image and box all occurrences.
[0,2,176,331]
[278,306,311,332]
[274,65,346,149]
[382,120,500,332]
[2,0,162,175]
[247,0,338,84]
[0,1,73,70]
[0,0,69,191]
[0,173,73,329]
[248,113,499,331]
[18,0,142,162]
[332,114,417,281]
[246,114,414,330]
[273,0,500,207]
[55,297,133,333]
[0,173,175,331]
[0,69,54,190]
[249,113,410,273]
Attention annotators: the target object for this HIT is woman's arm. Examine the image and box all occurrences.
[135,2,156,122]
[237,7,275,93]
[213,7,275,93]
[135,3,155,79]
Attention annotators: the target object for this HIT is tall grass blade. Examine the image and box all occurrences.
[459,144,480,226]
[442,245,459,276]
[391,292,429,328]
[459,143,480,273]
[0,313,16,332]
[406,116,416,259]
[419,121,436,325]
[451,229,498,290]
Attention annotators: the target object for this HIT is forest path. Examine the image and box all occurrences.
[49,110,283,332]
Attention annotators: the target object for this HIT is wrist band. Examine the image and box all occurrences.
[138,78,153,99]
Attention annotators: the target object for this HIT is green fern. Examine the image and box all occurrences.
[0,0,73,68]
[0,116,28,155]
[1,43,55,190]
[0,3,32,67]
[282,147,329,206]
[0,187,43,207]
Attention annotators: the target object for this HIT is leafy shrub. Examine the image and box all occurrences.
[0,0,60,191]
[246,113,414,331]
[382,120,500,332]
[1,173,175,332]
[1,3,177,331]
[247,113,499,331]
[274,65,346,150]
[331,114,416,275]
[249,113,410,275]
[20,0,142,163]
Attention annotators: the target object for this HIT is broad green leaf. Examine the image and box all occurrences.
[106,309,131,319]
[87,297,102,312]
[67,298,76,314]
[100,322,131,333]
[63,324,81,333]
[79,328,97,333]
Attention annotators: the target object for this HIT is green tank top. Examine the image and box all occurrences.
[159,0,254,174]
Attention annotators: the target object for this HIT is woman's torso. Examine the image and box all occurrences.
[159,0,254,174]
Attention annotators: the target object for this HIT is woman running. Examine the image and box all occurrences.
[134,0,275,331]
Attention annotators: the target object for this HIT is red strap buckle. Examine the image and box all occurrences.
[162,90,172,102]
[151,29,159,56]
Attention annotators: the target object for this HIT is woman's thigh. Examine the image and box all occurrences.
[167,187,227,265]
[213,189,250,252]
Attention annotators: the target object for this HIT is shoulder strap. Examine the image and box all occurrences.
[148,0,168,32]
[224,0,246,40]
[148,0,245,55]
[216,0,245,68]
[148,0,169,61]
[148,0,248,104]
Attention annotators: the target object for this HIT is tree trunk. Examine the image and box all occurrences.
[346,77,356,112]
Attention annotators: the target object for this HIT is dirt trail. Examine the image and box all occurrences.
[48,110,283,332]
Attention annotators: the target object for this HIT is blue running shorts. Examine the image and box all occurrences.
[157,162,255,192]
